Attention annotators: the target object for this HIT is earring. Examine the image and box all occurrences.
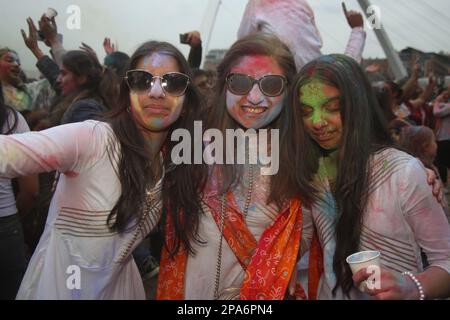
[126,106,131,113]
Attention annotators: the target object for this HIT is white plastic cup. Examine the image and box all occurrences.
[346,250,381,292]
[46,8,58,19]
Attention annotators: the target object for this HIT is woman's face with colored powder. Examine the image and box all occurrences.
[226,55,286,129]
[129,53,185,133]
[0,51,22,85]
[299,79,343,150]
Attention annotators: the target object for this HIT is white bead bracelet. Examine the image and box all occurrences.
[402,271,425,300]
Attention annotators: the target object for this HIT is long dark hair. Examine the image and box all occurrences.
[207,33,317,208]
[292,54,393,296]
[374,83,396,123]
[0,101,18,134]
[105,41,206,255]
[399,125,435,168]
[62,50,118,110]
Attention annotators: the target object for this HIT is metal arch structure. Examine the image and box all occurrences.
[357,0,408,80]
[201,0,441,80]
[200,0,222,68]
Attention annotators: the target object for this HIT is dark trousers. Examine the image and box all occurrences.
[0,214,26,300]
[436,140,450,184]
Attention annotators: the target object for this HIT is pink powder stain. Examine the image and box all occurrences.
[260,0,278,7]
[64,171,79,178]
[231,55,281,78]
[45,155,61,168]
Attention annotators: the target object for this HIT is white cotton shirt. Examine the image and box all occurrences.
[184,164,279,299]
[0,120,162,299]
[300,148,450,299]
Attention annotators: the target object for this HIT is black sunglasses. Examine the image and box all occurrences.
[225,73,287,97]
[125,69,190,97]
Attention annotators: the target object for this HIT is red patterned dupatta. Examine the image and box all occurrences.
[307,230,324,300]
[157,189,308,300]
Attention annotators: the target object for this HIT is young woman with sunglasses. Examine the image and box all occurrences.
[157,33,316,300]
[0,41,204,299]
[293,54,450,300]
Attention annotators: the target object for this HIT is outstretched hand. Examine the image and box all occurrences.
[435,90,449,103]
[103,37,116,55]
[21,17,44,59]
[342,2,364,29]
[80,42,102,67]
[427,75,437,88]
[365,64,381,73]
[38,14,59,47]
[425,168,443,204]
[185,31,202,48]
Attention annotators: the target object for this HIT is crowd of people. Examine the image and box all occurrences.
[0,0,449,300]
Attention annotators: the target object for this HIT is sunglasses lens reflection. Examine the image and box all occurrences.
[227,74,285,97]
[163,73,189,96]
[126,71,189,96]
[228,74,253,95]
[260,76,284,96]
[127,71,153,92]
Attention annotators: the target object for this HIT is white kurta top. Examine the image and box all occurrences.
[0,120,162,299]
[301,148,450,299]
[238,0,366,70]
[184,164,278,299]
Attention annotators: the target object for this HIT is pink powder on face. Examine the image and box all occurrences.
[232,55,280,78]
[260,0,279,8]
[226,54,286,129]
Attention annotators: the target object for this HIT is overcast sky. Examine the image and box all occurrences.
[1,0,449,74]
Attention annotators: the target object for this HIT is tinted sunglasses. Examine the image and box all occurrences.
[225,73,287,97]
[125,69,190,97]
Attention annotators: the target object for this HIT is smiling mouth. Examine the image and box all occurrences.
[11,69,21,76]
[314,131,336,142]
[241,106,267,115]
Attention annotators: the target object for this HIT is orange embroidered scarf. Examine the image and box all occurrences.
[157,190,307,300]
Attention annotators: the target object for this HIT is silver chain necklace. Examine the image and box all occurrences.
[213,164,254,299]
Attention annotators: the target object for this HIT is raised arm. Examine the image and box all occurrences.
[21,17,61,94]
[408,76,437,111]
[39,14,66,67]
[103,37,116,55]
[401,62,421,102]
[237,0,258,39]
[186,31,203,69]
[0,121,105,179]
[342,2,366,63]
